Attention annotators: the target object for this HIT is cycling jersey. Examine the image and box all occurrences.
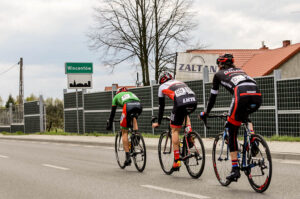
[211,68,256,95]
[112,92,140,107]
[158,80,196,106]
[158,80,197,127]
[108,91,141,130]
[206,67,257,114]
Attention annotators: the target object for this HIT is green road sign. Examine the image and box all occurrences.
[65,62,93,74]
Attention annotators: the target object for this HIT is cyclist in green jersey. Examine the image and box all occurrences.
[106,87,143,166]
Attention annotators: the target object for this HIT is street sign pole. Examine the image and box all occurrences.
[76,89,79,134]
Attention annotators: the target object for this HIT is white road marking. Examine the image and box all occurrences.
[99,146,114,150]
[276,159,300,165]
[83,145,96,148]
[0,155,9,158]
[68,144,80,147]
[141,185,210,199]
[42,164,70,170]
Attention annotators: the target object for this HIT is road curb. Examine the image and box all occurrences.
[1,136,300,161]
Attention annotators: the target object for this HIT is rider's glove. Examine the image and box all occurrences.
[106,120,113,130]
[199,112,207,120]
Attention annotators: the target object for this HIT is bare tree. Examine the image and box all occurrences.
[152,0,195,81]
[88,0,195,85]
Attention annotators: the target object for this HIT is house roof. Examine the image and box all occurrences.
[104,85,136,91]
[187,42,300,77]
[242,43,300,76]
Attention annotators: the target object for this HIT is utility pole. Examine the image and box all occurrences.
[19,57,24,108]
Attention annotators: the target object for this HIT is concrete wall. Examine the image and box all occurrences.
[272,52,300,79]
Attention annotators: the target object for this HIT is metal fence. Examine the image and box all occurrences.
[64,69,300,137]
[0,96,46,133]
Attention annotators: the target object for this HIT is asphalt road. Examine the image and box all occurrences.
[0,139,299,199]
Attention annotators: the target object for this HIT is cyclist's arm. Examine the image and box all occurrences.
[108,105,117,124]
[109,96,118,123]
[158,97,165,125]
[206,75,220,114]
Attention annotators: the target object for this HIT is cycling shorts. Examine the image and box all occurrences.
[228,83,262,126]
[170,102,197,128]
[120,101,143,129]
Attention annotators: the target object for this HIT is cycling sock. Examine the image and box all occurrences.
[232,159,238,168]
[126,152,130,160]
[185,125,192,133]
[174,150,180,161]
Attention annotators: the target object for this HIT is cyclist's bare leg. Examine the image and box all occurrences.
[122,129,129,152]
[171,127,181,169]
[171,127,180,151]
[230,151,238,161]
[183,116,191,126]
[133,118,138,131]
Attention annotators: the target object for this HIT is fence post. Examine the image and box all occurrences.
[112,84,118,134]
[202,67,209,138]
[151,80,156,135]
[82,89,86,134]
[39,95,44,132]
[274,69,281,136]
[63,89,67,133]
[75,89,79,134]
[9,103,13,126]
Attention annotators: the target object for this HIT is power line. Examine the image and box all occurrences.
[0,63,19,76]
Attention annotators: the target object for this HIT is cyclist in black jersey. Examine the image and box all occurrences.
[200,54,262,182]
[152,72,197,171]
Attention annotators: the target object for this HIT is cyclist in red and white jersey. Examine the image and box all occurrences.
[152,72,197,171]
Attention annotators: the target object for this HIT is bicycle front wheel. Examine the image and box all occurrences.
[132,134,147,172]
[212,133,232,186]
[115,131,126,169]
[158,130,174,175]
[246,134,272,193]
[184,131,206,179]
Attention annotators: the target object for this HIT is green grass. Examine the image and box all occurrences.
[265,135,300,142]
[1,131,300,141]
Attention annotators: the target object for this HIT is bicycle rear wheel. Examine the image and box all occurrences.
[184,131,205,178]
[132,134,147,172]
[212,133,232,186]
[246,134,272,193]
[115,131,126,169]
[158,130,174,175]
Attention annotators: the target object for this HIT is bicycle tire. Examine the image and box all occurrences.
[115,131,126,169]
[133,134,147,172]
[246,134,272,193]
[212,133,232,186]
[158,130,174,175]
[184,131,206,179]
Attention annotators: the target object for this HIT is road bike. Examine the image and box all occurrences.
[112,114,147,172]
[152,111,205,178]
[200,112,272,193]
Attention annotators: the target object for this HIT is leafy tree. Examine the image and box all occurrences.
[0,96,3,108]
[5,94,15,108]
[25,94,38,102]
[45,98,64,132]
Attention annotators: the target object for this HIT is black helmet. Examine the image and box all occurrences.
[159,72,173,84]
[216,54,234,66]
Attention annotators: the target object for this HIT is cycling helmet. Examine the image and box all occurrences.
[116,87,128,94]
[216,54,234,66]
[159,72,173,84]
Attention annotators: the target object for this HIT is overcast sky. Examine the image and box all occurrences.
[0,0,299,103]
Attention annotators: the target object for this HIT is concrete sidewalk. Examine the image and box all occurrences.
[0,134,299,160]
